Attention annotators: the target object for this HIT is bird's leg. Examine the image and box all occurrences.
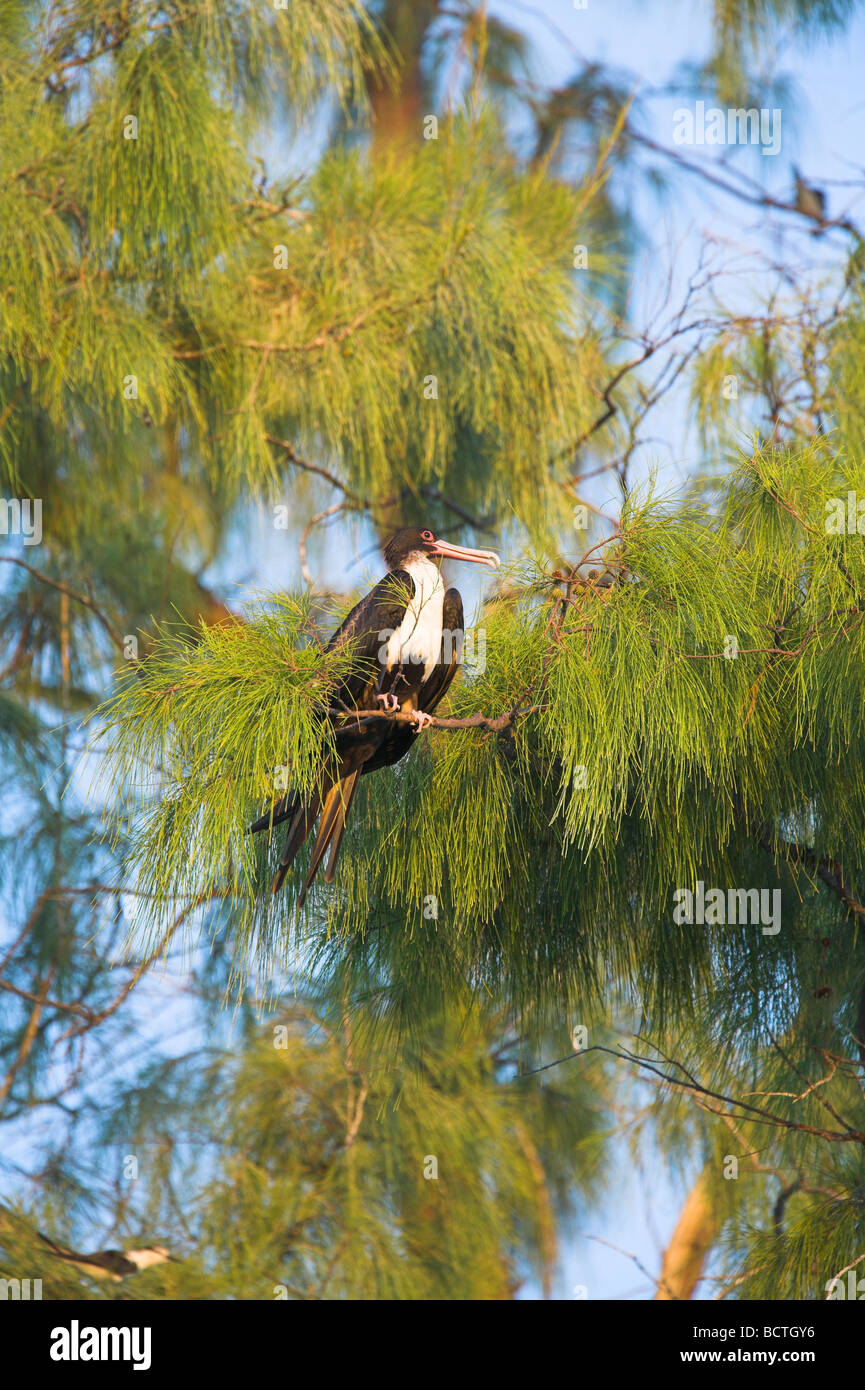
[410,709,434,731]
[376,692,399,712]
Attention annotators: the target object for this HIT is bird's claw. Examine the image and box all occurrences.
[410,709,434,731]
[376,692,399,712]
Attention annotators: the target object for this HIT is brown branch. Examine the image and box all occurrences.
[418,487,497,534]
[582,1232,673,1298]
[326,704,545,734]
[0,891,228,1039]
[265,437,496,535]
[0,557,126,653]
[176,276,447,362]
[629,128,864,242]
[772,1181,801,1235]
[0,975,94,1019]
[827,1251,865,1297]
[758,829,865,922]
[0,967,55,1109]
[655,1169,720,1301]
[58,888,231,1041]
[513,1120,556,1298]
[520,1043,865,1145]
[264,437,357,498]
[555,319,718,464]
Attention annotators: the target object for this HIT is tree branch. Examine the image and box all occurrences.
[327,703,546,734]
[0,557,126,653]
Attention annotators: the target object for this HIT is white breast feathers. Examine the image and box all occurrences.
[385,554,444,683]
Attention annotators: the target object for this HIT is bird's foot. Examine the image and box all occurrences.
[376,692,400,712]
[410,708,434,731]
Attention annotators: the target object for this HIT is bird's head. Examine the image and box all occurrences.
[384,527,500,572]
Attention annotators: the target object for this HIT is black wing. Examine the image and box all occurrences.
[359,587,464,776]
[326,568,414,708]
[248,570,413,843]
[254,587,463,897]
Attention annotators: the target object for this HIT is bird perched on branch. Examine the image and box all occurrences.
[793,167,827,230]
[249,526,500,902]
[37,1231,173,1282]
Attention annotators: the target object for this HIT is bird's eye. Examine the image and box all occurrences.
[421,530,434,541]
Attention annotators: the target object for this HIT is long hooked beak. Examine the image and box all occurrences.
[430,538,501,569]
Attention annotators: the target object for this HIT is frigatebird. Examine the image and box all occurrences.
[249,526,500,902]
